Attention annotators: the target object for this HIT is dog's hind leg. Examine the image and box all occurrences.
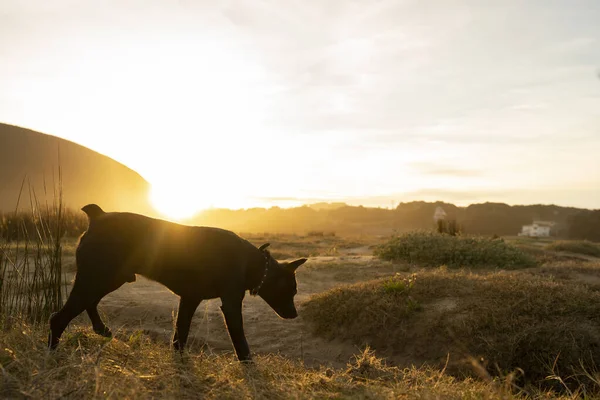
[87,301,112,338]
[86,272,134,337]
[172,296,201,352]
[48,277,91,349]
[220,294,251,362]
[49,273,127,349]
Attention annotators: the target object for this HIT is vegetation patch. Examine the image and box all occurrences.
[375,231,537,269]
[302,270,600,391]
[0,193,68,328]
[512,244,584,264]
[243,233,374,258]
[531,261,600,290]
[0,324,530,399]
[546,240,600,258]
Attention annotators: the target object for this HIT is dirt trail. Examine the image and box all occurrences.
[72,253,395,369]
[553,251,600,262]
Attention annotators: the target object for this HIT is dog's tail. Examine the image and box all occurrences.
[81,204,105,220]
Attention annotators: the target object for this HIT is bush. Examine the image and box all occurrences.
[375,231,537,269]
[436,219,461,236]
[302,270,600,390]
[546,240,600,258]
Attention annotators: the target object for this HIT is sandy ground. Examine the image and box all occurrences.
[67,247,396,368]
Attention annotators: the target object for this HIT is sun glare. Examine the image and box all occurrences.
[86,38,275,219]
[149,185,204,221]
[150,180,259,221]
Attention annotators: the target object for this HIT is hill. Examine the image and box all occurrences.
[0,123,154,214]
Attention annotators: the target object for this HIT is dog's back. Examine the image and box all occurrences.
[77,204,256,297]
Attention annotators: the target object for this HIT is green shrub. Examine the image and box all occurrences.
[375,231,537,269]
[381,273,416,294]
[436,219,461,236]
[546,240,600,258]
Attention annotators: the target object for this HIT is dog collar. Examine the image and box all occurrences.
[250,251,269,296]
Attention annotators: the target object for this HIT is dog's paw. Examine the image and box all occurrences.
[48,332,59,350]
[173,341,184,353]
[239,357,254,365]
[94,326,112,338]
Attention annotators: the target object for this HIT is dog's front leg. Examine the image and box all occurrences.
[173,296,201,351]
[220,294,251,362]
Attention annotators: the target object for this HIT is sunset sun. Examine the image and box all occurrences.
[149,184,205,220]
[97,39,274,220]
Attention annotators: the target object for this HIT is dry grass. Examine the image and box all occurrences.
[243,232,378,259]
[513,244,585,265]
[509,238,600,265]
[302,269,600,393]
[546,241,600,258]
[0,181,67,328]
[0,323,546,399]
[530,261,600,291]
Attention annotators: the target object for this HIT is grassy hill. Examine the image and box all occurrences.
[0,123,154,214]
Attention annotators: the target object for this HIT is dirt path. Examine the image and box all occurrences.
[553,251,600,262]
[71,254,396,368]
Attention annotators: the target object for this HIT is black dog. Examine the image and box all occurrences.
[48,204,306,361]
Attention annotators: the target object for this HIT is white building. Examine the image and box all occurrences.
[519,221,554,237]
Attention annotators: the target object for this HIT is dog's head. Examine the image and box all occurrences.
[256,244,306,319]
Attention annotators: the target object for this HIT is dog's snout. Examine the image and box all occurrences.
[272,304,298,319]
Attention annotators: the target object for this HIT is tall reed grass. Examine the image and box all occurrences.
[0,172,68,329]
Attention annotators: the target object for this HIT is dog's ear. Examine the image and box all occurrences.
[81,204,105,219]
[259,243,270,252]
[285,258,307,273]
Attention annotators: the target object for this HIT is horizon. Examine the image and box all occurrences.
[3,121,596,218]
[186,199,596,215]
[1,1,599,218]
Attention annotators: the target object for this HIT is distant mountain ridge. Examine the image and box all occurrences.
[0,123,154,214]
[190,200,594,238]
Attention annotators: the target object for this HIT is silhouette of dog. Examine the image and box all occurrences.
[48,204,306,362]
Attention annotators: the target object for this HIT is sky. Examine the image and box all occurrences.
[1,0,599,217]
